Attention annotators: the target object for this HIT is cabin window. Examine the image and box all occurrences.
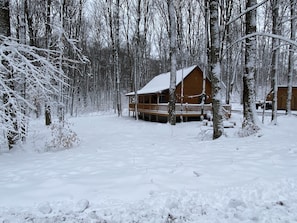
[144,96,149,103]
[151,95,157,103]
[159,95,167,103]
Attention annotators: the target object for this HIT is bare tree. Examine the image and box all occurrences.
[133,0,142,120]
[286,0,296,115]
[45,0,52,125]
[208,0,224,139]
[114,0,121,116]
[0,0,10,37]
[106,0,121,116]
[168,0,177,125]
[242,0,260,133]
[222,0,235,105]
[0,0,17,149]
[270,0,281,124]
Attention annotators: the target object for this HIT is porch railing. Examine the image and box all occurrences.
[128,103,231,119]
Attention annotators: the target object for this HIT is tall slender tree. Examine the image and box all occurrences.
[168,0,177,125]
[270,0,280,124]
[57,0,65,122]
[0,0,18,149]
[133,0,142,121]
[114,0,121,116]
[45,0,52,125]
[0,0,10,37]
[208,0,224,139]
[286,0,296,115]
[242,0,260,133]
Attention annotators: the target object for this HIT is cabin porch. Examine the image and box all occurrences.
[128,102,231,122]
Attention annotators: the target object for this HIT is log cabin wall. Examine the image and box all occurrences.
[175,67,212,104]
[277,87,297,110]
[266,86,297,110]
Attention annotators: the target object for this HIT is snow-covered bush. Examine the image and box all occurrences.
[46,121,79,151]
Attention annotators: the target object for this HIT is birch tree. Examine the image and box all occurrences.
[114,0,121,116]
[222,0,235,105]
[106,0,121,116]
[133,0,142,121]
[270,0,280,124]
[45,0,52,125]
[242,0,260,133]
[286,0,296,115]
[208,0,224,139]
[168,0,177,125]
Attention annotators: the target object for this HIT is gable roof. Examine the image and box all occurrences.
[126,65,199,96]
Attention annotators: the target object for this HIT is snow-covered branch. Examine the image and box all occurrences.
[226,0,268,26]
[0,35,67,148]
[235,32,297,47]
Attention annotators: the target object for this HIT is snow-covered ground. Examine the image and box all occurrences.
[0,106,297,222]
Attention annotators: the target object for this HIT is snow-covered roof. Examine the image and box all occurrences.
[126,65,198,96]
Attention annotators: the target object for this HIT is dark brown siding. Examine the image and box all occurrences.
[276,87,297,110]
[175,67,212,104]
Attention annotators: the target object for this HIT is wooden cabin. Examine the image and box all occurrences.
[265,86,297,110]
[126,65,231,122]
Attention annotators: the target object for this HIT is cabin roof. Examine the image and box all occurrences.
[126,65,199,96]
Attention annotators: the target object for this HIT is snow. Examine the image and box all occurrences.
[0,106,297,222]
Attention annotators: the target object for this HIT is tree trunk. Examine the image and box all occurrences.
[224,0,234,105]
[271,0,280,124]
[45,105,52,126]
[133,0,142,121]
[0,0,10,37]
[204,0,210,81]
[25,0,35,46]
[287,0,296,115]
[209,0,224,139]
[58,0,65,123]
[168,0,176,125]
[1,0,19,149]
[45,0,52,125]
[18,0,28,141]
[242,0,260,132]
[115,0,121,116]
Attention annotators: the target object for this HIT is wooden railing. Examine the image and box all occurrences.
[129,103,231,118]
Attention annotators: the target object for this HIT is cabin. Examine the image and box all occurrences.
[264,86,297,110]
[126,65,231,122]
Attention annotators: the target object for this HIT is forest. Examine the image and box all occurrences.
[0,0,296,148]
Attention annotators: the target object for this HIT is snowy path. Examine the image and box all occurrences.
[0,113,297,222]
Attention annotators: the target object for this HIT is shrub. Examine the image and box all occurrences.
[46,120,79,151]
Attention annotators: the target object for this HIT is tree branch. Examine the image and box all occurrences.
[226,0,268,26]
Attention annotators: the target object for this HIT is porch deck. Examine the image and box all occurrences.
[128,103,231,121]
